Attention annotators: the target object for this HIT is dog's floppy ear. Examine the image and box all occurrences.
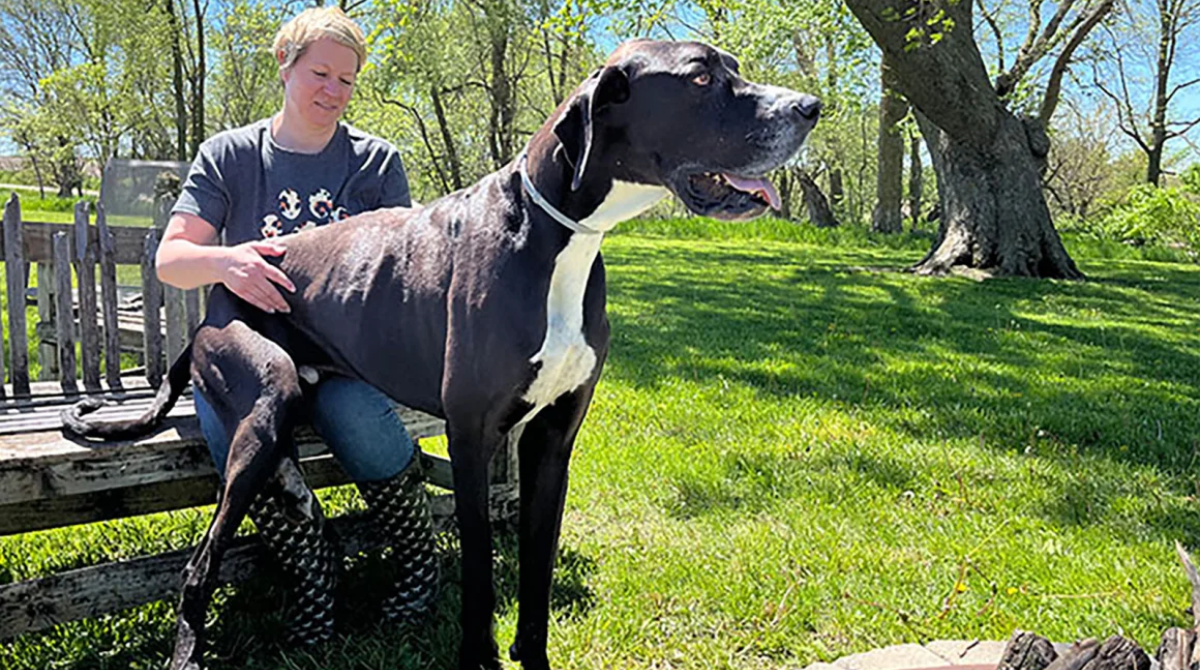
[553,65,630,191]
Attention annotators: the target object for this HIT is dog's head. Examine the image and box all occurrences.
[550,39,820,221]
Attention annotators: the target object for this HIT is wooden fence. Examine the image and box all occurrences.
[0,192,197,393]
[0,193,519,641]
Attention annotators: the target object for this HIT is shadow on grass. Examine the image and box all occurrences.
[665,449,921,520]
[602,242,1200,529]
[205,528,596,670]
[2,528,597,670]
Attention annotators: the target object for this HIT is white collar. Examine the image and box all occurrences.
[517,152,603,236]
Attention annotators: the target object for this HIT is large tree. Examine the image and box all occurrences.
[846,0,1090,277]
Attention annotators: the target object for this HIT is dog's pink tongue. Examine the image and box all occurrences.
[723,174,781,210]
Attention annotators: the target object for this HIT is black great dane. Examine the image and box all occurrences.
[63,39,820,670]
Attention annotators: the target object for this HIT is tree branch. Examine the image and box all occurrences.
[1166,76,1200,103]
[378,94,451,194]
[1164,114,1200,139]
[978,0,1007,72]
[1093,73,1150,153]
[998,0,1083,96]
[1039,0,1114,124]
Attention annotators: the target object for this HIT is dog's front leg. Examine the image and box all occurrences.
[448,420,505,670]
[508,388,593,670]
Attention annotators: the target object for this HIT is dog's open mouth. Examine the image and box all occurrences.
[679,171,782,221]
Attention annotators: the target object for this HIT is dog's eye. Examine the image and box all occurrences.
[691,72,712,86]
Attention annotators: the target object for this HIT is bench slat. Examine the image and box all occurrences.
[0,377,155,411]
[75,203,101,391]
[142,230,164,387]
[163,286,184,370]
[0,449,456,536]
[96,204,123,390]
[0,401,446,509]
[4,194,30,396]
[35,262,55,381]
[52,233,76,394]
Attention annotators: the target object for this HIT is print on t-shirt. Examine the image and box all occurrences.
[309,189,333,219]
[279,189,302,220]
[262,187,352,239]
[260,214,282,238]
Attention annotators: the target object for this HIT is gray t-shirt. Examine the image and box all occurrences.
[173,118,411,245]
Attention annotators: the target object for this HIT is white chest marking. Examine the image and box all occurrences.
[520,180,668,423]
[578,180,669,232]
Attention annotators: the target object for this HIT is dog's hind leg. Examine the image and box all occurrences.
[507,388,594,670]
[171,331,305,670]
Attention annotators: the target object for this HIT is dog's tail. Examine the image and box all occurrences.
[60,343,194,440]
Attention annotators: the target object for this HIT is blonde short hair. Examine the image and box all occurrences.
[272,7,367,73]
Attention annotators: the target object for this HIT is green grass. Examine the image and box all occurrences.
[4,184,152,228]
[3,218,1200,669]
[16,207,153,228]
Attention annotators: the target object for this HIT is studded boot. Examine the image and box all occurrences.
[356,462,439,623]
[246,490,339,645]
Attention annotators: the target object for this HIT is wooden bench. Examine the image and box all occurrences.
[0,194,518,641]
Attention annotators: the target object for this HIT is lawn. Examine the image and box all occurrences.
[2,219,1199,669]
[5,185,152,228]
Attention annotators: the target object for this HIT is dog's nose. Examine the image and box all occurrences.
[791,95,821,121]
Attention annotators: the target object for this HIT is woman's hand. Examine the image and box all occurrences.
[217,241,296,313]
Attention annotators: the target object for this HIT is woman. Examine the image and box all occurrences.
[156,7,436,645]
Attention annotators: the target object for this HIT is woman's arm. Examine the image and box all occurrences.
[156,212,295,314]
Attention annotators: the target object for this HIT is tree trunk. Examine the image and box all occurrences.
[431,85,464,191]
[908,132,923,231]
[823,34,845,210]
[828,170,845,207]
[914,112,1080,277]
[797,169,840,227]
[777,168,793,220]
[1148,2,1173,186]
[53,136,80,198]
[190,0,205,158]
[845,0,1083,278]
[872,57,908,233]
[484,2,515,169]
[165,0,187,161]
[31,156,46,199]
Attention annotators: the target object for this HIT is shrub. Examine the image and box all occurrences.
[1096,183,1200,250]
[1183,164,1200,195]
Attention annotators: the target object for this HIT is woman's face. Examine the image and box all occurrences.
[280,37,359,131]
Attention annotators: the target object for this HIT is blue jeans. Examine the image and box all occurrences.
[194,375,416,483]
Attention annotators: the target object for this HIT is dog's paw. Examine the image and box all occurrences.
[509,639,551,670]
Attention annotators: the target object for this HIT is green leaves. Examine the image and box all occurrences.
[1097,183,1200,249]
[893,0,959,51]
